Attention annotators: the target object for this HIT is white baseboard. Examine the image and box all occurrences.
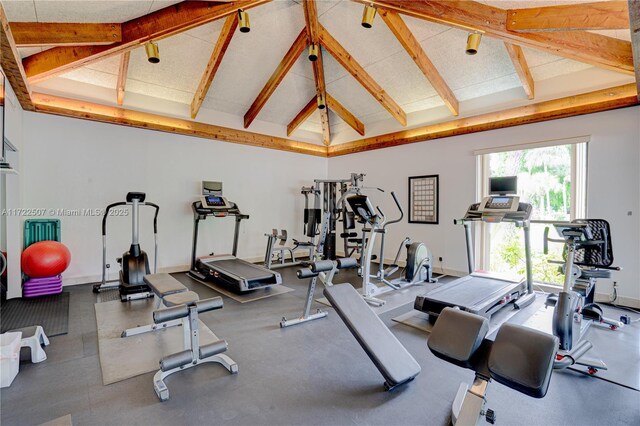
[62,264,191,287]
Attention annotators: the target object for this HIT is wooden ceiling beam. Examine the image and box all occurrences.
[328,83,638,157]
[191,14,238,119]
[379,8,458,116]
[11,22,122,47]
[287,97,317,136]
[303,0,330,145]
[630,0,640,101]
[22,0,269,84]
[31,92,327,157]
[116,51,130,106]
[504,43,534,100]
[359,0,634,75]
[243,28,307,128]
[318,23,407,126]
[326,93,365,136]
[506,2,630,32]
[0,3,33,111]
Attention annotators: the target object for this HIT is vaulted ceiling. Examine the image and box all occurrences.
[1,0,638,155]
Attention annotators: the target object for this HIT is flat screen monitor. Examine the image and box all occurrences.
[489,176,517,195]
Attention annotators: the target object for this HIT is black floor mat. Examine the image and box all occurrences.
[0,292,70,336]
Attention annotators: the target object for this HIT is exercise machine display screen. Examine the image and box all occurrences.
[487,197,511,207]
[205,196,225,206]
[489,176,517,195]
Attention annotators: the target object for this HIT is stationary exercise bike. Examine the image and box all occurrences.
[347,191,437,307]
[93,192,159,302]
[544,219,622,373]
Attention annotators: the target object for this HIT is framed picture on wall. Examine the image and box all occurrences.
[408,175,439,224]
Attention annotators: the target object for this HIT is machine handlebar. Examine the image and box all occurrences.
[102,200,160,236]
[102,202,127,236]
[382,191,404,229]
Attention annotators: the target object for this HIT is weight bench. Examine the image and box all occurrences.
[152,296,238,401]
[121,273,194,337]
[428,308,558,425]
[298,258,421,390]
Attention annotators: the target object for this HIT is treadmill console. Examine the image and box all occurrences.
[479,195,520,213]
[200,195,232,210]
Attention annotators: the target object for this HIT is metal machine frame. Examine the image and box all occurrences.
[347,191,437,307]
[93,192,159,301]
[189,182,281,293]
[415,193,536,320]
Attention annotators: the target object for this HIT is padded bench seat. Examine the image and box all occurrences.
[324,283,421,390]
[144,273,187,297]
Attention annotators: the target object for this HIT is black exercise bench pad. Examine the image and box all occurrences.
[489,323,558,399]
[324,284,421,389]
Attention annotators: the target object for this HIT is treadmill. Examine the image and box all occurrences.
[415,176,536,319]
[188,181,282,293]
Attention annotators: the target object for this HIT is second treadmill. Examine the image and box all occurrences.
[415,176,536,320]
[188,181,282,293]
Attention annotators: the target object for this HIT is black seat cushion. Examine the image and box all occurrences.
[427,307,489,370]
[488,323,558,398]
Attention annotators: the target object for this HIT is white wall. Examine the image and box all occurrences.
[2,81,24,299]
[329,106,640,304]
[20,112,327,286]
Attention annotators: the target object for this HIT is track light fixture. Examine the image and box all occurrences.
[145,41,159,63]
[238,9,250,33]
[308,44,319,62]
[317,94,326,109]
[465,32,482,55]
[361,4,376,28]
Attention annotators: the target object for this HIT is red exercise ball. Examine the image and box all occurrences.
[21,241,71,278]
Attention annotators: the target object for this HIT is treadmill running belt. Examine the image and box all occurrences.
[203,259,274,281]
[427,276,519,306]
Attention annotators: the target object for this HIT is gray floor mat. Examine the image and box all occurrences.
[1,292,70,336]
[95,299,222,385]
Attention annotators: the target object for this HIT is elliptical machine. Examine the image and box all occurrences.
[543,219,622,373]
[93,192,159,302]
[346,191,437,307]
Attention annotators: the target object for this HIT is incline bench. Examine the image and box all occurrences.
[297,258,421,390]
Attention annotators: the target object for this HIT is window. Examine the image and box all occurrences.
[476,137,588,285]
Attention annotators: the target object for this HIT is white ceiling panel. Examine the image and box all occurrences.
[183,20,226,44]
[402,95,446,115]
[362,50,438,107]
[454,74,521,102]
[326,74,387,123]
[33,1,154,23]
[203,3,306,115]
[320,0,404,69]
[400,14,453,42]
[147,0,181,14]
[298,109,322,133]
[86,54,122,75]
[201,96,248,117]
[530,58,592,82]
[419,27,515,91]
[127,33,214,95]
[289,53,315,81]
[125,78,193,104]
[255,72,317,125]
[62,67,117,90]
[1,0,37,21]
[322,48,349,84]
